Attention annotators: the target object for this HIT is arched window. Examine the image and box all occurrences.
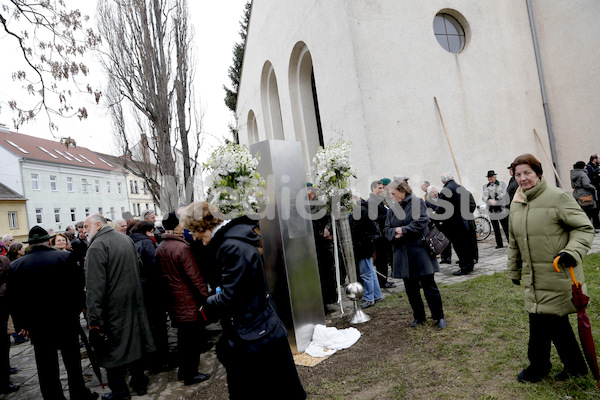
[247,110,259,144]
[289,42,323,169]
[260,61,285,140]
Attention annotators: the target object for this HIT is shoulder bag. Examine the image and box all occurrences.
[422,226,450,257]
[575,188,594,207]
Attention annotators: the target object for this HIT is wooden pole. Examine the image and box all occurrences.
[533,129,565,188]
[434,97,463,184]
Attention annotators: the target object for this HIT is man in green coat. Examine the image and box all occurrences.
[84,214,155,400]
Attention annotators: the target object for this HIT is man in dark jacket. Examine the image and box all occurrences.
[8,226,97,400]
[0,256,18,394]
[84,215,155,400]
[351,196,382,308]
[70,221,88,267]
[156,213,210,386]
[585,154,600,195]
[437,173,475,275]
[307,184,337,310]
[367,180,395,289]
[506,165,519,207]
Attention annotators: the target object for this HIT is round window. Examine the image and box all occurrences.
[433,13,465,53]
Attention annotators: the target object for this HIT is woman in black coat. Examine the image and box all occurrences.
[180,201,306,400]
[384,179,446,329]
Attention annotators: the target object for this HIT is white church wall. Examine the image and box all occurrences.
[237,0,598,201]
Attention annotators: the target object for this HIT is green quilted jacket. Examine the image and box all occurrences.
[507,178,594,316]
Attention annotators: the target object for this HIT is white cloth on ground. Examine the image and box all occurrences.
[304,324,361,357]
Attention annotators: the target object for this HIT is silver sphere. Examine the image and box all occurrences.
[345,282,365,301]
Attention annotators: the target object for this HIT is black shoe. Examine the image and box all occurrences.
[436,319,447,329]
[517,367,550,383]
[383,282,396,288]
[0,384,19,394]
[102,393,131,400]
[440,260,451,264]
[495,245,504,249]
[555,368,588,381]
[129,375,149,396]
[410,319,425,328]
[184,373,211,386]
[9,367,20,375]
[453,270,470,276]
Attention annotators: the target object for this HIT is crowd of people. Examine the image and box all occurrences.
[0,204,306,400]
[311,152,599,385]
[0,152,598,398]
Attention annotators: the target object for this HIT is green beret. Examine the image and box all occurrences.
[379,178,391,186]
[306,182,313,187]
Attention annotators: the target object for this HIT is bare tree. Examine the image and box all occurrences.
[97,0,201,212]
[0,0,102,131]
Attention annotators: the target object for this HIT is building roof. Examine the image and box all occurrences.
[0,129,123,172]
[96,152,160,175]
[0,182,25,201]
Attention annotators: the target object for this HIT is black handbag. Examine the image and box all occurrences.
[423,226,450,257]
[233,301,287,342]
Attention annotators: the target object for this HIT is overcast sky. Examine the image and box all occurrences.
[0,0,248,158]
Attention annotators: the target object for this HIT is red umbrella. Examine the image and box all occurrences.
[554,256,600,389]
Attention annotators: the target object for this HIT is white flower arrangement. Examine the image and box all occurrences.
[312,140,356,211]
[203,143,266,218]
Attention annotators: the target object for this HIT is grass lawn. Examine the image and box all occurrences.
[304,252,600,399]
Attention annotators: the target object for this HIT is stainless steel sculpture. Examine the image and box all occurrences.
[345,282,370,323]
[250,140,326,353]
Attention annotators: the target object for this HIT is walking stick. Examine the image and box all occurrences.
[533,129,565,188]
[434,97,463,185]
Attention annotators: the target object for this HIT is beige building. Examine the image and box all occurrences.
[235,0,600,199]
[0,183,28,242]
[97,153,163,220]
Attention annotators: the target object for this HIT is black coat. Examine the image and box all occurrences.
[367,193,388,233]
[507,176,519,206]
[8,246,83,333]
[206,216,305,400]
[436,179,470,234]
[350,198,379,260]
[131,233,160,291]
[384,194,439,279]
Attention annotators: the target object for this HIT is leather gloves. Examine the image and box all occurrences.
[556,252,577,268]
[89,326,109,351]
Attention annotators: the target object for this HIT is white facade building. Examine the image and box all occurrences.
[235,0,600,199]
[0,128,129,231]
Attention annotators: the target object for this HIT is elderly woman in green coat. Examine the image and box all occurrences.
[508,154,595,384]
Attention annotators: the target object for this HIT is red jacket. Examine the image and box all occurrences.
[155,234,208,323]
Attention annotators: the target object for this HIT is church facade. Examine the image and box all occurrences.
[235,0,600,199]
